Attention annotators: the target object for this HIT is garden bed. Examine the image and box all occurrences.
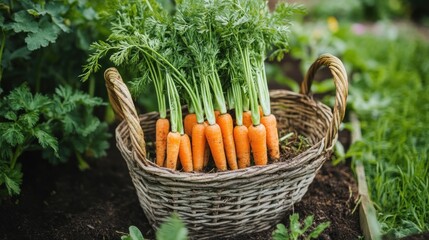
[0,132,361,239]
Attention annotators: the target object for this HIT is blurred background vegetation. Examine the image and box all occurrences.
[282,0,429,238]
[1,0,428,238]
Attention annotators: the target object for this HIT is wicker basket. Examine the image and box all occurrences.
[104,54,348,239]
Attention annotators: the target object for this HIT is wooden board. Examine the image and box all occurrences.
[351,113,382,240]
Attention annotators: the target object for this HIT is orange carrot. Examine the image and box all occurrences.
[204,121,210,167]
[248,124,267,166]
[192,123,206,171]
[261,114,280,161]
[184,113,197,137]
[179,134,193,172]
[205,123,227,171]
[155,118,169,167]
[243,111,252,128]
[258,105,263,118]
[234,125,250,169]
[203,121,210,168]
[166,131,181,170]
[214,110,220,120]
[216,113,237,170]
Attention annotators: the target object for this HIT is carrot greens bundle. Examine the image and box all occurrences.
[82,0,302,172]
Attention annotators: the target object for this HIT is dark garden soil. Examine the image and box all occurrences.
[0,130,362,240]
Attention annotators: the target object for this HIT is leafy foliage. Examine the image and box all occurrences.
[0,162,23,196]
[7,1,69,51]
[0,0,108,92]
[307,0,409,21]
[156,213,188,240]
[120,213,188,240]
[285,15,429,237]
[0,84,110,198]
[121,226,145,240]
[81,0,303,129]
[0,0,111,201]
[272,214,330,240]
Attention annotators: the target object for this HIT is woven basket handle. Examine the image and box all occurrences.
[104,67,147,162]
[300,54,348,149]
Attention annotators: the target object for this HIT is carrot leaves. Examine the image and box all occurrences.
[81,0,301,169]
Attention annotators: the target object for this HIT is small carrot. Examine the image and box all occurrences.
[205,123,227,171]
[243,110,252,128]
[234,125,250,169]
[179,134,193,172]
[248,124,267,166]
[214,110,220,120]
[165,72,184,170]
[192,123,206,171]
[259,105,263,118]
[261,114,280,161]
[155,118,170,167]
[166,131,181,169]
[200,72,227,171]
[217,113,238,170]
[231,82,250,169]
[184,113,197,137]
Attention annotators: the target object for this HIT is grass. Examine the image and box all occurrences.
[343,30,429,238]
[358,84,429,237]
[285,18,429,237]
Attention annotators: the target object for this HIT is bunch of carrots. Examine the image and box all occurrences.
[83,0,303,172]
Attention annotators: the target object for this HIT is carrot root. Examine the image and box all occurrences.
[192,123,206,172]
[261,114,280,161]
[234,125,250,169]
[243,111,252,128]
[248,124,267,166]
[179,134,193,172]
[166,131,181,170]
[184,113,197,137]
[205,123,227,171]
[217,113,238,170]
[214,110,220,120]
[155,118,169,167]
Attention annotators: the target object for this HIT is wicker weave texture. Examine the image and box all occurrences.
[105,54,348,239]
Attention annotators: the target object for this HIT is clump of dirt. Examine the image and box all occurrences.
[278,130,312,160]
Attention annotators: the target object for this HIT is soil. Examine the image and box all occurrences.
[0,130,361,240]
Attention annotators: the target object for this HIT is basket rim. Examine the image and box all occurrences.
[105,54,348,167]
[115,89,333,182]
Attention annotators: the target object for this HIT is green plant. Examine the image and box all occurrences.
[272,213,330,240]
[285,16,429,237]
[0,0,111,201]
[0,0,108,93]
[82,0,305,171]
[121,213,188,240]
[308,0,409,21]
[156,213,188,240]
[0,84,110,198]
[121,226,145,240]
